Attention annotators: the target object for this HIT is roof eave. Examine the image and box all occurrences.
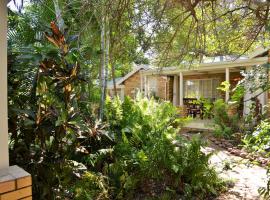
[141,57,268,75]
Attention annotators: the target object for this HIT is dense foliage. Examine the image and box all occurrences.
[212,99,240,139]
[7,0,270,199]
[8,21,110,199]
[8,21,224,199]
[242,120,270,155]
[102,96,224,199]
[240,120,270,198]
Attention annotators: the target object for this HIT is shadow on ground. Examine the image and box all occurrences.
[183,131,267,200]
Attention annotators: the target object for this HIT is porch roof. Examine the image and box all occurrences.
[141,56,268,76]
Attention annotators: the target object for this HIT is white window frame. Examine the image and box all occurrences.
[184,78,221,99]
[147,76,158,96]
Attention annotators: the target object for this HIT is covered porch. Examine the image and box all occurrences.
[142,56,269,118]
[171,66,242,118]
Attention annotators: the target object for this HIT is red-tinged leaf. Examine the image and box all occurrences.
[45,32,60,48]
[50,21,62,38]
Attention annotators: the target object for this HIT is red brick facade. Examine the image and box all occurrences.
[123,71,141,98]
[112,70,243,102]
[0,166,32,200]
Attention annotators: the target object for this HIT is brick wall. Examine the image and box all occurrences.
[0,166,32,200]
[168,76,174,101]
[147,75,174,101]
[123,71,141,98]
[156,75,167,100]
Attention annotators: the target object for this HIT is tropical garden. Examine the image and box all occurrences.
[6,0,270,199]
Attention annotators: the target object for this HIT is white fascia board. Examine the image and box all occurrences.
[115,66,145,85]
[141,57,268,75]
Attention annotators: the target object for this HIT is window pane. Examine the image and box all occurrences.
[212,79,221,98]
[184,79,222,99]
[184,80,199,98]
[148,76,157,96]
[201,80,212,98]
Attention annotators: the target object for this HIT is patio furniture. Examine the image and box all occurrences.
[183,98,216,119]
[183,98,203,119]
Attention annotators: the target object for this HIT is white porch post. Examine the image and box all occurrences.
[179,72,184,106]
[0,0,9,169]
[120,88,125,100]
[225,67,230,102]
[173,75,178,105]
[244,66,252,115]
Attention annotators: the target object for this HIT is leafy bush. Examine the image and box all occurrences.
[195,98,213,119]
[8,22,111,199]
[212,99,240,139]
[72,172,110,200]
[8,18,224,200]
[242,120,270,155]
[104,96,224,199]
[231,85,245,104]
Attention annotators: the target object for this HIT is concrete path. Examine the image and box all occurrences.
[202,142,267,200]
[184,119,215,131]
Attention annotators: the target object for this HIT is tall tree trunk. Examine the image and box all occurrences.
[111,60,117,96]
[110,31,117,96]
[99,12,106,120]
[104,16,110,98]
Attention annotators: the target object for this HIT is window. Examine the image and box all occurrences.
[148,76,157,96]
[212,79,221,98]
[184,80,200,98]
[200,79,212,98]
[184,79,221,99]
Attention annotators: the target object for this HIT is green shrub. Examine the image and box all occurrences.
[8,22,112,199]
[231,85,245,104]
[72,172,109,200]
[242,120,270,155]
[104,96,224,199]
[196,98,213,119]
[212,99,240,139]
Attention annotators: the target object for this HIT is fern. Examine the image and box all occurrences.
[104,96,225,199]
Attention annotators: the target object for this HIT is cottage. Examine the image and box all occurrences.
[107,48,270,117]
